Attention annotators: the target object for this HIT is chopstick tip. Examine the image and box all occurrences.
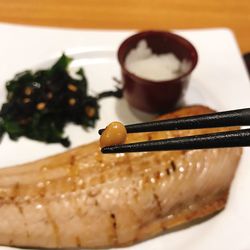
[98,128,104,135]
[101,145,122,154]
[101,146,110,154]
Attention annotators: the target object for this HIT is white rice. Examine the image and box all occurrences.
[125,40,190,81]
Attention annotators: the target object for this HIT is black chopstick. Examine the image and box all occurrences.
[98,108,250,135]
[101,128,250,154]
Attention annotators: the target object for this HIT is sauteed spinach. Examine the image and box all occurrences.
[0,54,122,147]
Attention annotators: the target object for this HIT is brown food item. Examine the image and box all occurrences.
[100,121,127,148]
[0,105,242,248]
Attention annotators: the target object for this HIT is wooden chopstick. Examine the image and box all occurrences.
[98,108,250,135]
[101,128,250,154]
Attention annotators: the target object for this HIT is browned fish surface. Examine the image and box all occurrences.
[0,105,242,248]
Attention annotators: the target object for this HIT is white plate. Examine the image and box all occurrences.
[0,23,250,250]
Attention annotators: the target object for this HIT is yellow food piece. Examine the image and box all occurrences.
[100,121,127,148]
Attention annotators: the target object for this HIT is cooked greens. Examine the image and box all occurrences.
[0,54,122,147]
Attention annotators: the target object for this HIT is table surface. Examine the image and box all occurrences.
[0,0,249,53]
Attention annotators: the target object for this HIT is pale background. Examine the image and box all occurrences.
[0,0,249,52]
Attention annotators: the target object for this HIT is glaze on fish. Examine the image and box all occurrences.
[0,106,242,248]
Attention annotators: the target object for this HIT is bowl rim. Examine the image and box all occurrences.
[117,30,198,85]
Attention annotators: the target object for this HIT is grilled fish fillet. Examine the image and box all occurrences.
[0,105,242,249]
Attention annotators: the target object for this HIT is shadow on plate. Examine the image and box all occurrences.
[114,97,190,124]
[114,98,156,124]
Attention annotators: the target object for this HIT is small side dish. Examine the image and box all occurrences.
[0,54,122,147]
[118,30,198,113]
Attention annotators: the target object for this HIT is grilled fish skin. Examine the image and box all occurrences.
[0,105,242,248]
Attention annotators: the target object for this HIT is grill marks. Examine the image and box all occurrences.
[170,160,177,172]
[166,168,171,176]
[44,205,60,247]
[153,193,162,214]
[67,155,81,193]
[165,160,177,176]
[10,184,31,241]
[70,155,76,166]
[70,188,84,247]
[110,213,117,229]
[75,236,81,247]
[153,154,177,178]
[149,158,179,220]
[110,213,118,244]
[14,202,30,240]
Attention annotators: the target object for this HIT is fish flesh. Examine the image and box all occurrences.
[0,105,242,248]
